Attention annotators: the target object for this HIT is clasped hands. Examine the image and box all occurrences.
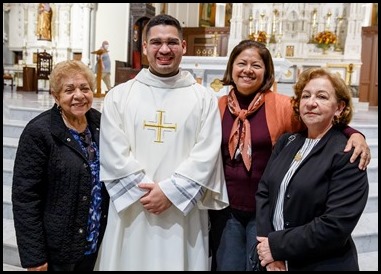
[139,182,172,215]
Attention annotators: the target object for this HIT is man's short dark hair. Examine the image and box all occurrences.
[144,14,183,40]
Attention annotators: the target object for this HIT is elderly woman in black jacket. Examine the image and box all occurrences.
[12,60,109,271]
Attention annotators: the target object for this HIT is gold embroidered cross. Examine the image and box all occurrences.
[144,110,177,143]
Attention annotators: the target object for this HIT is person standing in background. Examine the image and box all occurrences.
[12,60,109,271]
[37,3,52,41]
[255,67,369,271]
[97,41,112,92]
[97,14,228,271]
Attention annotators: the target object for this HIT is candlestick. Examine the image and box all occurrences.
[249,15,253,35]
[326,11,332,30]
[212,32,218,57]
[312,9,317,28]
[267,22,271,35]
[260,12,265,32]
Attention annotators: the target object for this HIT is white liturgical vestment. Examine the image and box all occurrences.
[97,69,228,271]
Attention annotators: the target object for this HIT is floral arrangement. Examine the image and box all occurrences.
[249,31,268,44]
[314,30,336,50]
[257,31,268,43]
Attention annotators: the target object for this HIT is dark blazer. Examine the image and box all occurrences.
[256,127,368,271]
[12,104,110,268]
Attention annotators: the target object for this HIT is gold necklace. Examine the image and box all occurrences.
[294,151,303,161]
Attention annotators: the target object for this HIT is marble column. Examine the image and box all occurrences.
[215,3,226,27]
[80,3,94,66]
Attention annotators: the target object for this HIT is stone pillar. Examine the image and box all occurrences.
[215,3,226,27]
[227,3,247,55]
[3,4,11,44]
[80,4,94,66]
[54,4,72,62]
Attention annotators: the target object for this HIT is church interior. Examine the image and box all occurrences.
[2,3,378,271]
[2,3,378,106]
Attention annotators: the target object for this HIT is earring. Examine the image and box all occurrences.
[333,115,340,125]
[57,105,62,111]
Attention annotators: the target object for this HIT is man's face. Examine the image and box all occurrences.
[143,25,186,77]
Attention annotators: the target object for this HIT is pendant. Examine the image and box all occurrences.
[294,151,302,161]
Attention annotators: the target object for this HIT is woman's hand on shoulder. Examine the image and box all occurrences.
[344,133,371,170]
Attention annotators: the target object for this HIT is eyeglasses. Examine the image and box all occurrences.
[79,132,95,162]
[148,38,181,50]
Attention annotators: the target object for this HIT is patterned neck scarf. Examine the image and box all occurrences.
[227,88,265,171]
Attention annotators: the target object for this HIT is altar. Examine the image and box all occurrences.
[180,56,292,97]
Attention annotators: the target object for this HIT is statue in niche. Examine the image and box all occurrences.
[37,3,52,41]
[199,3,216,27]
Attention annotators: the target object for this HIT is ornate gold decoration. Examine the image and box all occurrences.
[210,79,224,92]
[284,69,292,78]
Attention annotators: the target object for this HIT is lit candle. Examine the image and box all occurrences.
[279,21,282,34]
[255,20,259,34]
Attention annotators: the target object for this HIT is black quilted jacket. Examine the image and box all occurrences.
[12,104,110,268]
